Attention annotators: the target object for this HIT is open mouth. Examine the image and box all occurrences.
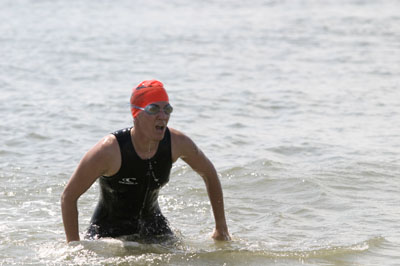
[155,125,165,131]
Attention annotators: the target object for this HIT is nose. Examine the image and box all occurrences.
[158,109,170,119]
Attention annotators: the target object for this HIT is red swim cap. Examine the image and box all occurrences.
[130,80,169,118]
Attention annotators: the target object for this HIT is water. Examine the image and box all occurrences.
[1,0,400,265]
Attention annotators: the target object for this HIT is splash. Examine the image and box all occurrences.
[35,236,386,265]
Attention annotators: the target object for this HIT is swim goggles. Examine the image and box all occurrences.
[131,103,173,115]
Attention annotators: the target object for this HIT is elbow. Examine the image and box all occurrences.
[60,191,68,209]
[60,191,67,206]
[60,189,77,208]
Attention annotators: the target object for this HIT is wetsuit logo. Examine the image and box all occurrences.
[119,178,138,185]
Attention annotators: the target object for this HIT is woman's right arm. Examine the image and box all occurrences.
[61,135,120,243]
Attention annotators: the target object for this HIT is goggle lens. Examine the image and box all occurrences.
[144,104,173,115]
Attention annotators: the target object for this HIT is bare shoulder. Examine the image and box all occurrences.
[82,134,121,177]
[169,127,191,142]
[91,134,119,157]
[63,133,121,201]
[99,134,119,152]
[169,127,200,162]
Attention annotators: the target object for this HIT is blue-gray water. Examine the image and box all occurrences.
[1,0,400,265]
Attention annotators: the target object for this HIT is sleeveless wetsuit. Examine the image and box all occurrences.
[85,127,173,241]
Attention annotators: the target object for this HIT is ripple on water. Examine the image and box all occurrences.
[31,236,387,266]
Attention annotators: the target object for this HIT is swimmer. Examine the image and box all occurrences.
[61,80,231,243]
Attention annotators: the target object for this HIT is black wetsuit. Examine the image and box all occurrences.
[86,127,173,241]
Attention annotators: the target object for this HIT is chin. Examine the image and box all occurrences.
[152,130,166,141]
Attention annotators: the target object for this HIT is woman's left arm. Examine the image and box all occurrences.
[171,129,231,241]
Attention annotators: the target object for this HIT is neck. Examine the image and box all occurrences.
[130,127,159,159]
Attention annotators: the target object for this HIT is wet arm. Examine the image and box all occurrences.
[180,137,231,241]
[61,136,118,243]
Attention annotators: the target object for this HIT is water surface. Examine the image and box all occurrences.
[1,0,400,265]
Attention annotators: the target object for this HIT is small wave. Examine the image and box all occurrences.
[26,132,50,140]
[235,236,384,259]
[36,238,187,265]
[0,149,23,156]
[268,144,321,157]
[220,158,288,174]
[35,236,385,265]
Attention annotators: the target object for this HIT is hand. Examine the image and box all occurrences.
[212,228,231,241]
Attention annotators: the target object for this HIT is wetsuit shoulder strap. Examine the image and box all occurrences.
[111,128,132,151]
[109,128,133,176]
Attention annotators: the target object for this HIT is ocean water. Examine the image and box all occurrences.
[1,0,400,265]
